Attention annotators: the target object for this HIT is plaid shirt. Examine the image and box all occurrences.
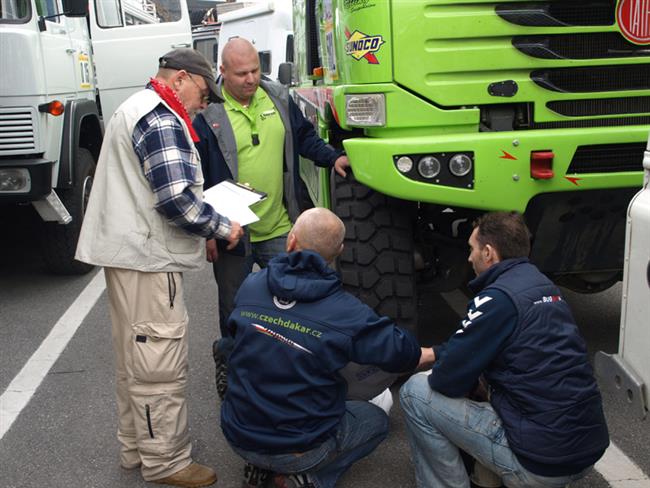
[132,97,231,240]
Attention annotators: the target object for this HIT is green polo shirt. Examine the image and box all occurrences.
[223,88,292,242]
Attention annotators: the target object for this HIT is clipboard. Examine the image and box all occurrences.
[203,180,267,226]
[223,179,267,204]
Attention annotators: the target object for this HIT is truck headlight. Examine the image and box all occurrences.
[396,156,414,173]
[345,94,385,127]
[418,156,441,179]
[449,153,473,177]
[0,168,31,193]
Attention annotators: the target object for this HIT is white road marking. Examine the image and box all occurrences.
[0,269,105,439]
[596,443,650,487]
[440,289,650,487]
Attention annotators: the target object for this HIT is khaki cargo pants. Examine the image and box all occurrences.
[105,267,192,481]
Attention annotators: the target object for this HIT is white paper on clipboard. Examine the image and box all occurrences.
[203,180,266,226]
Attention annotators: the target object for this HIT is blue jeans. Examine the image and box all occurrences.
[399,374,590,488]
[231,401,389,488]
[213,234,288,353]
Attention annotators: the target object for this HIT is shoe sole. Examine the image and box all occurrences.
[152,473,218,488]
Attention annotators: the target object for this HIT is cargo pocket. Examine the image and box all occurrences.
[135,392,189,455]
[164,225,201,254]
[132,321,188,384]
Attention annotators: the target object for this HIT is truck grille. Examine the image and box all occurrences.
[495,1,615,27]
[513,33,650,60]
[531,65,650,93]
[392,0,650,132]
[0,108,36,155]
[548,97,650,117]
[567,143,646,173]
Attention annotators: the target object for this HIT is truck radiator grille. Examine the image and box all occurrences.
[496,1,614,27]
[513,33,650,60]
[548,97,650,117]
[529,116,650,129]
[392,0,650,133]
[0,109,36,154]
[531,65,650,93]
[567,142,646,173]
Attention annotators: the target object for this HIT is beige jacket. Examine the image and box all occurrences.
[75,89,205,272]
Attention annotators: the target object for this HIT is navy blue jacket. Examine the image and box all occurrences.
[193,87,341,255]
[429,258,609,476]
[194,96,340,189]
[221,251,421,454]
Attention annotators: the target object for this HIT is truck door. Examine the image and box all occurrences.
[88,0,192,122]
[35,0,78,97]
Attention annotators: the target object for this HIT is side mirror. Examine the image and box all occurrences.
[278,62,293,86]
[62,0,87,17]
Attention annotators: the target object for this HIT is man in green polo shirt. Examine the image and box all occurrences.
[192,38,349,412]
[220,79,293,246]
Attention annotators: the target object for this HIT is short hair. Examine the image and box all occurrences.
[473,211,531,260]
[292,208,345,263]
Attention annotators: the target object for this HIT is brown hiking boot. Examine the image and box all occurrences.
[152,462,217,488]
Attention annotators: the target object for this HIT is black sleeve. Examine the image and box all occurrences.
[192,113,212,189]
[290,97,343,167]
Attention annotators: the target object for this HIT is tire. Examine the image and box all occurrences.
[331,173,418,333]
[42,148,95,275]
[555,272,620,294]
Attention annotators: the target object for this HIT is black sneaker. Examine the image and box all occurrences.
[271,473,315,488]
[242,462,272,488]
[212,340,228,400]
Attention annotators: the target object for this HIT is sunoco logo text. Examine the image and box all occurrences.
[345,29,385,64]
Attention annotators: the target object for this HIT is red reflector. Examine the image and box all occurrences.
[49,100,65,116]
[38,100,65,116]
[530,151,554,179]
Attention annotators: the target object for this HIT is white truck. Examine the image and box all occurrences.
[217,0,292,80]
[0,0,192,274]
[595,138,650,421]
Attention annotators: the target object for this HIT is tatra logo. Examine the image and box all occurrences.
[273,296,296,309]
[344,28,385,64]
[617,0,650,45]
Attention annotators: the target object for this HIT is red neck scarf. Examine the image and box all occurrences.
[149,77,199,142]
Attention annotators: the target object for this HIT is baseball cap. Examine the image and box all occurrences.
[159,48,222,102]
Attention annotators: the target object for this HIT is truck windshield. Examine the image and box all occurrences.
[0,0,30,22]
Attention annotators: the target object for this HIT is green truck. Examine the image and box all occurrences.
[284,0,650,330]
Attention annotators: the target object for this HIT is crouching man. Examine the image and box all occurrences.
[221,208,431,488]
[400,211,609,488]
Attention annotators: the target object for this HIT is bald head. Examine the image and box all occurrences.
[287,208,346,263]
[220,38,261,105]
[221,37,257,67]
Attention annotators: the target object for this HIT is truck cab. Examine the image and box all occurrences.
[288,0,650,332]
[0,0,191,274]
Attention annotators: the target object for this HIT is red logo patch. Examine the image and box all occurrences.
[617,0,650,45]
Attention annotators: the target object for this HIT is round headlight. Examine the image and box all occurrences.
[418,156,441,179]
[449,154,473,177]
[396,156,414,173]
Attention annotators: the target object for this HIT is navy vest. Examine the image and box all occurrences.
[478,259,609,476]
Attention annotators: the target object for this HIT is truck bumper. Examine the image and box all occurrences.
[0,157,53,203]
[343,126,645,212]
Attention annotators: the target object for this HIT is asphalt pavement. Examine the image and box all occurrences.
[0,214,648,487]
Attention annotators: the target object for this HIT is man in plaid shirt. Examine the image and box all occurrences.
[76,49,242,487]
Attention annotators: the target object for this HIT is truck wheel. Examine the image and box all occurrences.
[42,148,95,275]
[555,271,620,294]
[331,173,418,333]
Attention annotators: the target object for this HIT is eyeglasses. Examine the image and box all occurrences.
[187,73,210,103]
